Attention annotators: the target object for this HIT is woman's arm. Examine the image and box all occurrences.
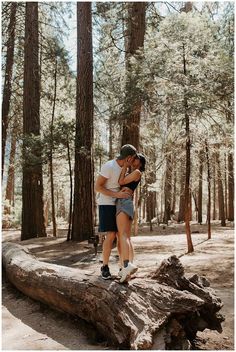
[95,175,132,198]
[118,166,141,186]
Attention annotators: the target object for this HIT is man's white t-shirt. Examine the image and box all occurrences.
[97,159,122,205]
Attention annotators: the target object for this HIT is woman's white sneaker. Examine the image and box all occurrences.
[119,263,138,283]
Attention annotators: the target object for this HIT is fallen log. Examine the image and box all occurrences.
[2,241,224,350]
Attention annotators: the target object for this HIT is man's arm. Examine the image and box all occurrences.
[95,175,132,198]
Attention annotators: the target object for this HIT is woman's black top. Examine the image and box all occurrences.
[123,179,140,191]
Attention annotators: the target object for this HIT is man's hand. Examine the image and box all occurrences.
[116,188,132,199]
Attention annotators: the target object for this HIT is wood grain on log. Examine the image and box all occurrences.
[2,242,224,350]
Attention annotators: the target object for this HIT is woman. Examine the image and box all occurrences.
[116,153,146,283]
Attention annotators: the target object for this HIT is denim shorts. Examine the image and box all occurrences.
[98,205,118,232]
[116,197,134,220]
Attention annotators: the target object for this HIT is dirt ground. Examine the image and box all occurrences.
[2,221,234,350]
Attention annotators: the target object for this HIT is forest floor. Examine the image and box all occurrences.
[2,221,234,350]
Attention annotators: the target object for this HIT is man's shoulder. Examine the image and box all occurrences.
[102,159,115,168]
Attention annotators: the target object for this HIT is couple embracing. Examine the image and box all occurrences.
[95,144,146,283]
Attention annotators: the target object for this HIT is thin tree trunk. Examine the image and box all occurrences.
[2,2,17,177]
[163,154,172,225]
[49,57,58,237]
[108,115,113,159]
[4,120,17,216]
[224,154,228,219]
[216,151,226,226]
[132,188,139,236]
[197,150,204,224]
[171,161,177,215]
[67,138,73,241]
[72,3,94,241]
[146,191,153,231]
[212,155,216,220]
[44,199,49,228]
[21,2,46,240]
[183,43,193,253]
[178,162,185,222]
[205,140,211,239]
[228,152,234,221]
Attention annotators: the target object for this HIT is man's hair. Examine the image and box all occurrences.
[117,144,137,160]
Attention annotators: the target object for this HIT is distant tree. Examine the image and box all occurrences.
[197,150,204,224]
[2,2,17,177]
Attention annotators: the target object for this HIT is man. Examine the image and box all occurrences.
[95,144,137,280]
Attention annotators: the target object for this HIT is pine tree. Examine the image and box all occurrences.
[21,2,46,240]
[71,2,94,242]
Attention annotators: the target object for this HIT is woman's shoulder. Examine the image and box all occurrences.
[132,169,142,179]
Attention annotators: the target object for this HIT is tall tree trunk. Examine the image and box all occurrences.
[4,120,17,217]
[183,43,193,253]
[67,138,73,241]
[224,154,228,219]
[163,153,172,224]
[197,150,204,224]
[72,3,94,242]
[121,3,146,149]
[205,140,211,239]
[212,155,216,220]
[228,152,234,221]
[49,57,58,237]
[108,115,113,159]
[2,2,17,177]
[178,162,185,222]
[21,2,46,240]
[146,191,153,231]
[216,151,226,226]
[171,161,177,215]
[132,188,139,236]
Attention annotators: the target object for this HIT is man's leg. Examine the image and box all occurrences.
[102,231,116,265]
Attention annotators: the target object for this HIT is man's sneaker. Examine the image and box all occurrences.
[119,263,138,283]
[101,265,112,280]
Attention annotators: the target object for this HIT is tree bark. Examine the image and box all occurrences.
[216,151,226,226]
[212,155,216,220]
[4,119,18,217]
[49,57,58,237]
[197,150,204,224]
[67,138,73,241]
[2,2,17,177]
[205,140,211,239]
[2,242,224,350]
[171,160,177,215]
[121,3,146,149]
[178,161,185,222]
[72,3,94,241]
[108,115,113,159]
[163,153,172,225]
[183,42,193,253]
[224,153,228,219]
[228,152,234,221]
[21,2,46,240]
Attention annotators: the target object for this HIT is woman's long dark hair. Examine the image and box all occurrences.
[136,153,146,172]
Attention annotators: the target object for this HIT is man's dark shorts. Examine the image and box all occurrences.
[99,205,118,232]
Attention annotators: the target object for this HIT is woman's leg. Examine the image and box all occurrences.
[116,234,123,268]
[116,212,131,264]
[126,219,134,263]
